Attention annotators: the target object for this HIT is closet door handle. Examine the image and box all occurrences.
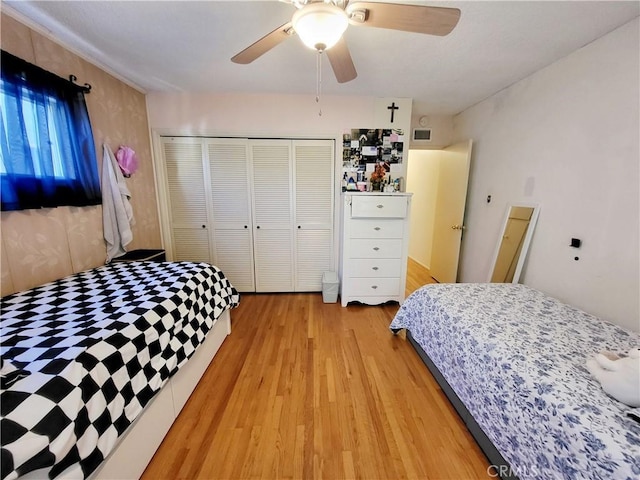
[298,225,301,229]
[374,227,381,231]
[202,225,206,229]
[373,247,380,251]
[244,225,248,229]
[376,204,384,209]
[256,225,260,229]
[371,285,378,289]
[372,266,379,271]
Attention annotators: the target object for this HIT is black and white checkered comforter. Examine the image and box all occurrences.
[0,261,240,480]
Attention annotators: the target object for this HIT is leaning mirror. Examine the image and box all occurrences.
[488,203,540,283]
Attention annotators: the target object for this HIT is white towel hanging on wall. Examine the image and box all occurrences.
[102,143,135,262]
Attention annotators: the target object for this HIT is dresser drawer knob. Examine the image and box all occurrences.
[373,247,380,251]
[372,266,379,271]
[374,227,381,231]
[371,285,378,289]
[376,204,384,209]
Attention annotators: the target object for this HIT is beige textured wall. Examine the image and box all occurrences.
[0,13,162,296]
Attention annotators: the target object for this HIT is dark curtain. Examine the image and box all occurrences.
[0,50,101,211]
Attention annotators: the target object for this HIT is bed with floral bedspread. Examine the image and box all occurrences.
[390,283,639,480]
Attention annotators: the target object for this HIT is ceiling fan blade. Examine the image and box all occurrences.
[346,2,460,36]
[231,22,293,64]
[326,37,357,83]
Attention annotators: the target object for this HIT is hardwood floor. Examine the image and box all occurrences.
[142,267,489,480]
[405,257,437,297]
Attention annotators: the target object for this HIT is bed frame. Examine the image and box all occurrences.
[406,332,519,480]
[88,310,231,480]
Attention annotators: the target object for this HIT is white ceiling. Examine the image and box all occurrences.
[4,1,639,115]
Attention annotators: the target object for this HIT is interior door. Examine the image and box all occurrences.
[429,140,473,283]
[293,139,334,291]
[161,137,211,262]
[206,139,255,292]
[250,140,294,292]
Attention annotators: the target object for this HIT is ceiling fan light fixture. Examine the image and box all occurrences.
[292,3,348,52]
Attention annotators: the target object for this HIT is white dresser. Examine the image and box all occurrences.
[340,192,412,307]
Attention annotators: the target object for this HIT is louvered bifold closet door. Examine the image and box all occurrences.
[206,139,255,292]
[294,140,335,291]
[162,137,211,262]
[250,140,294,292]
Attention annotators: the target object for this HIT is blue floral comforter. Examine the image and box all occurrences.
[389,283,640,480]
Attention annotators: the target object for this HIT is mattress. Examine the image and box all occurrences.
[1,261,239,480]
[389,283,640,480]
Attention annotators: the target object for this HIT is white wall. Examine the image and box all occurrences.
[146,92,376,138]
[409,114,454,150]
[406,150,440,268]
[454,19,639,332]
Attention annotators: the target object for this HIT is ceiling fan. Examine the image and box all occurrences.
[231,0,461,84]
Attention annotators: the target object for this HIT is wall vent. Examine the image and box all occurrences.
[412,128,432,142]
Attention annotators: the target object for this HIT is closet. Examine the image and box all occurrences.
[159,137,334,293]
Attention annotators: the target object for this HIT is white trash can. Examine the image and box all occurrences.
[322,271,339,303]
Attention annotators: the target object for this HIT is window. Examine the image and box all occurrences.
[0,50,101,211]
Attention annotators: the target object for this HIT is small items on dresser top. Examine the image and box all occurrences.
[342,171,404,193]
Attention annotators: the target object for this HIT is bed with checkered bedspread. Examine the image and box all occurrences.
[0,261,239,480]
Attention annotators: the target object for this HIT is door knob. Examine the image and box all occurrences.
[451,224,465,230]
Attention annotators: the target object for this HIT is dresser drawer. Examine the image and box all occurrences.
[348,258,402,277]
[348,277,400,296]
[351,195,408,218]
[349,219,404,239]
[349,239,402,258]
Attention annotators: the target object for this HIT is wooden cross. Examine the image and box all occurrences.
[387,102,399,123]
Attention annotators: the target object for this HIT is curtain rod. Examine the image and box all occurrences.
[0,50,92,95]
[68,75,92,94]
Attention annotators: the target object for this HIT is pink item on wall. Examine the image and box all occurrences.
[115,145,138,177]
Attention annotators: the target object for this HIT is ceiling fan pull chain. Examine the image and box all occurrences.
[316,51,322,116]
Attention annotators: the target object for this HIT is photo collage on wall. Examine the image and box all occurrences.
[342,129,404,191]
